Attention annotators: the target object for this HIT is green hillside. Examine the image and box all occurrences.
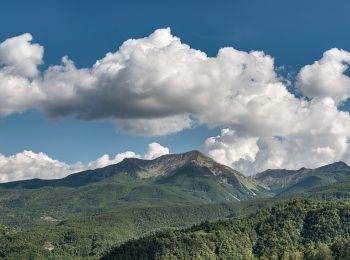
[104,200,350,260]
[0,199,277,259]
[2,152,350,259]
[0,151,270,230]
[0,151,273,259]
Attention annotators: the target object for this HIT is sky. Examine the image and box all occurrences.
[1,0,350,182]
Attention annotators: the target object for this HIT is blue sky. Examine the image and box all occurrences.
[1,0,350,181]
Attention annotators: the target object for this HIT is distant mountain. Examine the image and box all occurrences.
[254,161,350,195]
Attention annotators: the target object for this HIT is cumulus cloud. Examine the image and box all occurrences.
[0,28,307,136]
[86,151,140,169]
[203,98,350,174]
[203,129,259,166]
[0,73,41,116]
[0,143,169,183]
[0,151,84,183]
[144,142,170,160]
[0,33,43,116]
[297,48,350,104]
[2,29,350,174]
[0,33,43,77]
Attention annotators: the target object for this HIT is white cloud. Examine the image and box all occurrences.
[0,72,41,116]
[203,98,350,174]
[86,151,140,169]
[144,142,170,160]
[0,143,169,183]
[0,33,43,77]
[0,151,84,183]
[2,29,350,174]
[0,29,307,136]
[116,115,193,136]
[203,129,259,166]
[297,48,350,104]
[0,33,43,116]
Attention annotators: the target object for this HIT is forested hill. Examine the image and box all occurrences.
[103,200,350,260]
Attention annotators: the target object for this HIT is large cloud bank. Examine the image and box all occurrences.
[2,28,350,175]
[0,143,169,182]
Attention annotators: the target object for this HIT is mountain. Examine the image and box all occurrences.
[0,151,270,202]
[2,153,350,259]
[254,161,350,195]
[0,151,273,259]
[103,200,350,260]
[0,151,264,193]
[0,151,271,229]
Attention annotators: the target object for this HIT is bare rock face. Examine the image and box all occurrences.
[122,150,243,179]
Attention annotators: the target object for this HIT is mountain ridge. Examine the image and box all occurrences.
[254,161,350,195]
[2,152,350,259]
[0,150,270,221]
[2,152,350,198]
[0,150,245,188]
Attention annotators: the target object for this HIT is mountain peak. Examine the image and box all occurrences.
[161,150,208,159]
[147,150,215,166]
[119,150,248,180]
[316,161,349,172]
[0,150,269,201]
[113,150,216,180]
[183,150,205,156]
[175,150,211,161]
[121,150,208,163]
[331,161,348,167]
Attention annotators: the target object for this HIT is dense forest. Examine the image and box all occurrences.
[0,200,273,259]
[103,200,350,260]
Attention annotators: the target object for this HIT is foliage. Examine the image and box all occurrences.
[103,200,350,260]
[0,199,276,259]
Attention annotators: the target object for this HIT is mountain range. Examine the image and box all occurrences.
[3,150,350,199]
[0,151,269,204]
[2,151,350,259]
[2,151,350,228]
